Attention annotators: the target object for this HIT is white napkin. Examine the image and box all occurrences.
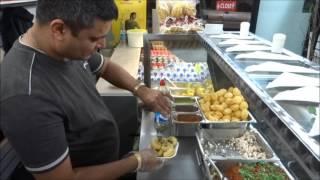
[235,51,300,61]
[219,39,264,45]
[245,62,320,74]
[226,45,271,52]
[210,33,254,40]
[308,106,320,137]
[267,72,320,88]
[273,86,320,103]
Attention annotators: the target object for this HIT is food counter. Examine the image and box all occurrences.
[137,33,319,179]
[198,32,319,179]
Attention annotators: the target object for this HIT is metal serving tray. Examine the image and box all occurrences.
[212,160,294,180]
[171,111,203,124]
[173,104,199,113]
[173,96,197,105]
[203,157,224,180]
[168,81,204,98]
[170,90,201,99]
[196,125,279,161]
[196,98,256,129]
[171,112,203,136]
[168,81,203,90]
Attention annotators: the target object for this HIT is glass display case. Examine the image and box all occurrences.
[198,32,320,179]
[139,33,319,179]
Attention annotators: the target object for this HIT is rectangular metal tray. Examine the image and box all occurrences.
[172,111,203,124]
[195,149,223,180]
[168,82,203,89]
[171,122,199,137]
[168,81,204,98]
[173,104,199,113]
[170,90,201,99]
[196,125,279,161]
[196,98,256,129]
[173,96,197,105]
[212,160,294,180]
[203,157,224,180]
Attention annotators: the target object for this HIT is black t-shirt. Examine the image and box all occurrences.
[0,39,120,173]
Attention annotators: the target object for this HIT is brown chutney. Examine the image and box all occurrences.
[176,114,202,122]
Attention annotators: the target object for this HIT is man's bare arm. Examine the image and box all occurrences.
[99,59,171,115]
[99,58,139,93]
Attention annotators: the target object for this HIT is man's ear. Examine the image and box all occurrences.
[49,19,68,41]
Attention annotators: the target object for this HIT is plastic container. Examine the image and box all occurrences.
[159,142,179,160]
[154,80,171,136]
[127,29,147,47]
[150,136,179,160]
[119,29,127,46]
[154,112,170,133]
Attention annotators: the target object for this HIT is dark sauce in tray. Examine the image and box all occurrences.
[176,114,202,122]
[225,162,289,180]
[174,105,198,112]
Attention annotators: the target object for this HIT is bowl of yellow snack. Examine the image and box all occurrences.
[151,136,179,159]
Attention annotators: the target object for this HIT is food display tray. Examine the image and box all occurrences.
[202,155,223,180]
[173,104,200,113]
[211,160,294,180]
[159,142,179,161]
[196,125,279,161]
[172,96,197,105]
[196,98,256,129]
[170,89,200,99]
[171,112,203,124]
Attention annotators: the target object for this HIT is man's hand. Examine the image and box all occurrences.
[136,86,171,116]
[137,149,164,172]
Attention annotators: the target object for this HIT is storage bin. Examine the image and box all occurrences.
[127,29,147,47]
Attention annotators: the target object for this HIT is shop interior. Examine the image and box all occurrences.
[0,0,319,180]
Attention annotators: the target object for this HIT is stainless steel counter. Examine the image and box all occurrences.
[137,111,203,180]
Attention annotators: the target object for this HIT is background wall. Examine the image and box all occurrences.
[255,0,311,55]
[112,0,147,47]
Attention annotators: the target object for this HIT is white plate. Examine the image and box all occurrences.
[158,142,179,160]
[273,86,320,104]
[245,62,320,74]
[267,72,320,88]
[210,33,254,40]
[235,51,300,61]
[219,39,264,45]
[226,45,271,52]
